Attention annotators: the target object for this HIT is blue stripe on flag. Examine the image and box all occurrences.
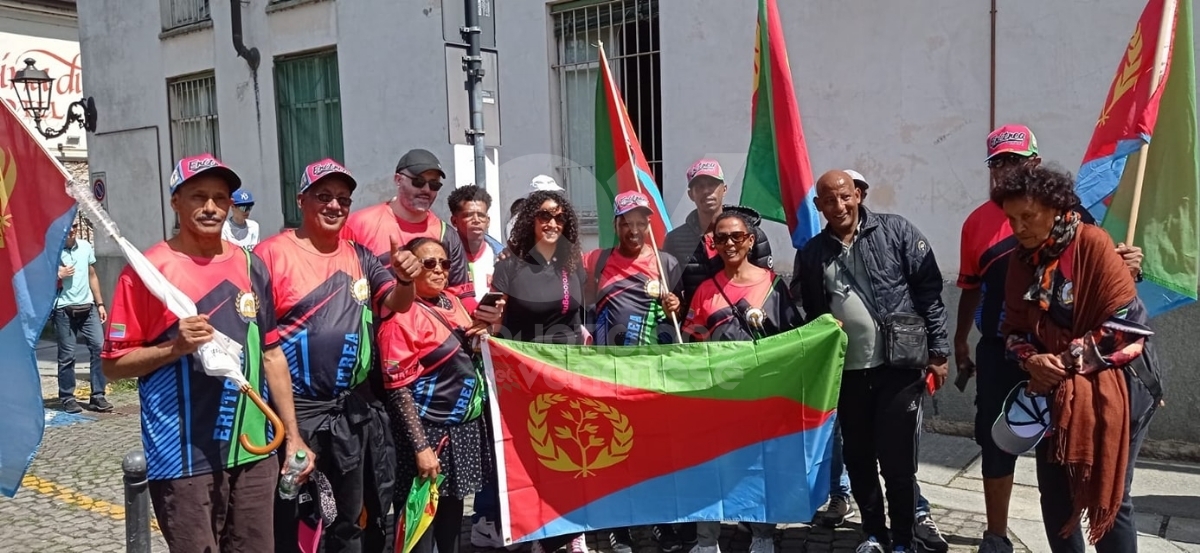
[790,185,822,249]
[1077,135,1150,218]
[517,416,835,542]
[634,166,674,232]
[1139,281,1196,317]
[0,209,77,497]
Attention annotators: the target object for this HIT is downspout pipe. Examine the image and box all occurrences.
[989,0,997,131]
[230,0,260,71]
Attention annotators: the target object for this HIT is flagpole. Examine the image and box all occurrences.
[599,41,683,343]
[1126,0,1179,245]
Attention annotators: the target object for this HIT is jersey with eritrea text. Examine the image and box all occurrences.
[584,247,683,346]
[683,270,799,342]
[255,231,397,400]
[101,242,280,481]
[341,202,471,298]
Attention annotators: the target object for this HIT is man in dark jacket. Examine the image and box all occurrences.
[664,158,772,310]
[792,170,950,553]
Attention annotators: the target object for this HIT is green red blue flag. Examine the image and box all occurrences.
[0,101,78,496]
[1076,0,1199,315]
[481,316,846,543]
[738,0,819,249]
[594,44,672,249]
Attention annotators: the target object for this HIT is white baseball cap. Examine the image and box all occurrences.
[526,174,564,197]
[991,381,1052,455]
[843,169,869,191]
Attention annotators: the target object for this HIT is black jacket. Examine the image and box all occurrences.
[790,205,950,358]
[664,207,773,307]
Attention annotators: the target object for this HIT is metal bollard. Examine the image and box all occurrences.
[122,450,152,553]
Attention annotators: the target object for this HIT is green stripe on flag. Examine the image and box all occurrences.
[595,61,617,246]
[740,0,786,224]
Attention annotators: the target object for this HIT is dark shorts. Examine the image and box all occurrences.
[149,458,278,553]
[973,337,1027,479]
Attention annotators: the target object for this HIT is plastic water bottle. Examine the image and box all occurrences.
[277,450,309,500]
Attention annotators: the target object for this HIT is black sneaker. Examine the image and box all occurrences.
[652,524,683,553]
[608,528,635,553]
[89,395,114,412]
[61,398,83,414]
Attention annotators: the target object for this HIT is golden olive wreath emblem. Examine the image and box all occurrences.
[528,394,633,478]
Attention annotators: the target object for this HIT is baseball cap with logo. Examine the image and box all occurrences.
[299,158,358,194]
[990,381,1052,456]
[986,124,1039,161]
[169,153,242,195]
[232,189,255,206]
[843,169,870,191]
[395,149,447,178]
[613,190,652,218]
[686,158,725,185]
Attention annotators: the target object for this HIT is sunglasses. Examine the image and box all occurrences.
[420,257,452,271]
[310,192,353,208]
[236,204,253,212]
[534,210,567,225]
[986,155,1026,169]
[403,173,445,192]
[713,231,751,245]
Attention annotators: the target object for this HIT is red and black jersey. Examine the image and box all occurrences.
[102,243,280,481]
[584,247,682,345]
[378,296,485,424]
[957,201,1017,339]
[255,231,396,400]
[684,270,799,342]
[342,203,470,298]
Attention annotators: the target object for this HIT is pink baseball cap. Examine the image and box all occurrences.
[169,153,241,194]
[613,190,652,217]
[686,158,724,185]
[986,124,1039,160]
[300,158,358,193]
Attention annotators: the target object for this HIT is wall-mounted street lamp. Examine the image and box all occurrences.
[11,57,97,139]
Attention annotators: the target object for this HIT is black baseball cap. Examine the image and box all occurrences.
[395,149,446,178]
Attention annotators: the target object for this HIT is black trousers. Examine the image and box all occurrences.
[1036,365,1158,553]
[838,366,924,549]
[275,430,369,553]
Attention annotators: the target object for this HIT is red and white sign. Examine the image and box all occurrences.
[0,32,86,158]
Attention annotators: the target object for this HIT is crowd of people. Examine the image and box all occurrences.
[90,122,1162,553]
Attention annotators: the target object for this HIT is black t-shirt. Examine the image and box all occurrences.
[492,249,586,344]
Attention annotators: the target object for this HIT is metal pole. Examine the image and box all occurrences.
[462,0,487,187]
[122,450,151,553]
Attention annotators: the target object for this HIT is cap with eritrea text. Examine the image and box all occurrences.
[169,153,242,195]
[686,158,724,185]
[613,190,652,218]
[986,124,1039,161]
[299,158,358,194]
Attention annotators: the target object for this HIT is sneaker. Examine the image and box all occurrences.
[89,395,114,412]
[856,537,886,553]
[61,398,83,414]
[749,536,775,553]
[687,545,719,553]
[677,523,698,546]
[913,515,949,553]
[652,525,683,553]
[608,529,634,553]
[819,495,856,527]
[977,531,1014,553]
[893,547,909,553]
[471,517,506,549]
[569,534,589,553]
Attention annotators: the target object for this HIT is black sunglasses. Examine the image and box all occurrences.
[310,192,353,208]
[534,210,567,225]
[402,173,445,192]
[420,257,452,271]
[713,231,751,245]
[986,155,1026,169]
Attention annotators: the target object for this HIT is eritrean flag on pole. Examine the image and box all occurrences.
[0,100,78,496]
[594,42,672,249]
[738,0,820,249]
[481,316,846,544]
[1076,0,1199,316]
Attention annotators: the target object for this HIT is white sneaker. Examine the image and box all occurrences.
[749,536,775,553]
[856,536,886,553]
[570,534,590,553]
[471,517,506,549]
[688,544,720,553]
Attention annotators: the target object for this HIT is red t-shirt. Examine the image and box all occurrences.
[957,200,1018,338]
[341,202,471,298]
[102,242,279,480]
[683,269,798,342]
[255,230,396,400]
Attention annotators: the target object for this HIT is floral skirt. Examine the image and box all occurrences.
[393,415,493,501]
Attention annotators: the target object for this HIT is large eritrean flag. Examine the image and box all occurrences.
[481,315,846,544]
[738,0,819,249]
[594,44,672,249]
[1076,0,1199,316]
[0,101,78,496]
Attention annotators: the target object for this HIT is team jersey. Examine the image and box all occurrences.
[957,201,1017,339]
[584,247,682,346]
[102,242,279,481]
[255,231,397,400]
[683,269,799,342]
[460,234,504,313]
[379,295,485,425]
[341,203,471,297]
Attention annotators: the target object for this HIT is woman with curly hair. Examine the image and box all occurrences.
[993,165,1160,552]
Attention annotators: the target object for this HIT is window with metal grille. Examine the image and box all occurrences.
[161,0,211,30]
[552,0,661,223]
[167,73,220,160]
[275,50,344,227]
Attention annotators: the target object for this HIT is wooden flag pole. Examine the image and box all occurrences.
[1126,0,1178,246]
[599,41,683,343]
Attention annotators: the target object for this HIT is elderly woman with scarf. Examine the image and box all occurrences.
[993,165,1161,553]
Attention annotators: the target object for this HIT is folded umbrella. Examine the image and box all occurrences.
[394,436,450,553]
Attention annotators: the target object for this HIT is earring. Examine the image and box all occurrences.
[1055,215,1062,222]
